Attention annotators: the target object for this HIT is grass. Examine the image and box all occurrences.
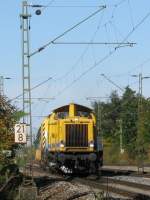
[103,143,150,166]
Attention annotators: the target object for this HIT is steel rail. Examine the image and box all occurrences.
[71,177,150,199]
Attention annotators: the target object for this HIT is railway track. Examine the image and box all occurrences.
[102,166,150,178]
[29,164,150,199]
[0,174,23,199]
[71,176,150,199]
[36,175,150,199]
[3,163,149,199]
[33,167,150,199]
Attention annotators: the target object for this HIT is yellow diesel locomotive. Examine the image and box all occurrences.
[36,103,103,174]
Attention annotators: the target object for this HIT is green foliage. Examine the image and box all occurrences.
[12,110,26,121]
[93,87,150,162]
[121,87,138,158]
[0,95,24,168]
[93,91,121,140]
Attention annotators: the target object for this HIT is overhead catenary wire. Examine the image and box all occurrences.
[29,0,56,18]
[110,0,127,19]
[53,10,150,98]
[128,57,150,74]
[88,80,150,120]
[26,9,105,105]
[42,0,56,11]
[28,0,130,95]
[87,85,145,119]
[11,77,53,101]
[129,80,139,87]
[101,56,150,79]
[29,5,106,57]
[110,21,119,43]
[42,6,105,8]
[89,81,150,123]
[26,1,149,135]
[109,21,129,43]
[47,0,128,84]
[128,0,135,29]
[32,77,55,120]
[104,23,113,52]
[31,1,148,133]
[47,0,130,84]
[101,74,125,92]
[111,57,150,79]
[21,1,148,119]
[35,0,127,9]
[16,98,55,100]
[52,41,135,45]
[31,0,56,12]
[112,0,127,7]
[15,4,150,108]
[90,95,139,122]
[52,11,105,82]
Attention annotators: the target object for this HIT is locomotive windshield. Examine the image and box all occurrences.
[76,111,91,118]
[56,111,69,119]
[53,104,93,119]
[55,111,91,119]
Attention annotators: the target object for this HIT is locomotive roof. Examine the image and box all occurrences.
[53,103,92,113]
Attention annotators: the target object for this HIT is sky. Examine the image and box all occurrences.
[1,0,150,131]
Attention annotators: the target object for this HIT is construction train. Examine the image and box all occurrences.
[35,103,103,174]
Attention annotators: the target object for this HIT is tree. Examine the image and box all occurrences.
[93,91,121,140]
[0,95,25,166]
[121,87,138,158]
[0,96,15,151]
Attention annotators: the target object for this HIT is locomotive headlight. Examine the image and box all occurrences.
[89,141,94,148]
[74,118,78,121]
[60,143,65,148]
[59,140,65,148]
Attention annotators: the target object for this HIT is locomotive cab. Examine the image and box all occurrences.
[39,103,103,174]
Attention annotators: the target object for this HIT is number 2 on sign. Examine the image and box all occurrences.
[16,124,21,133]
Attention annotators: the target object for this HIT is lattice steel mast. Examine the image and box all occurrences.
[20,1,32,149]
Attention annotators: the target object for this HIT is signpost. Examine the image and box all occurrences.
[15,123,27,144]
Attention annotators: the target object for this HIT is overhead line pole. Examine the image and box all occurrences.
[19,2,46,196]
[118,119,124,154]
[138,73,144,173]
[0,76,4,96]
[132,73,150,172]
[0,76,11,96]
[20,1,46,179]
[100,74,125,154]
[86,97,103,145]
[20,1,33,177]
